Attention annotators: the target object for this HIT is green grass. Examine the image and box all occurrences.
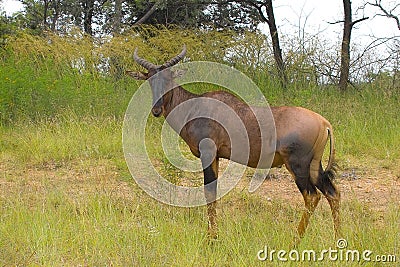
[0,177,398,266]
[1,80,399,166]
[0,112,399,265]
[0,113,122,166]
[0,33,399,266]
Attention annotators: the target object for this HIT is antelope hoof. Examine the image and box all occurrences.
[207,224,218,241]
[290,235,302,249]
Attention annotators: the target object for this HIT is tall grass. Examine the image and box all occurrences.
[0,31,399,266]
[2,78,398,166]
[0,55,135,124]
[0,113,122,165]
[0,184,398,266]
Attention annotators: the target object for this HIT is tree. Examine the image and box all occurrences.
[219,0,286,87]
[130,0,209,28]
[0,12,21,45]
[11,0,263,35]
[112,0,122,33]
[81,0,94,35]
[251,0,287,87]
[132,2,158,25]
[338,0,368,91]
[367,0,400,31]
[205,1,259,31]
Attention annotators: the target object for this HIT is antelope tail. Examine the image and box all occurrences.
[325,127,337,179]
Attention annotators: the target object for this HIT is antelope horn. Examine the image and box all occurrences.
[162,45,187,68]
[134,48,159,70]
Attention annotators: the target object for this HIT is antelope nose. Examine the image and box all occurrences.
[152,107,162,117]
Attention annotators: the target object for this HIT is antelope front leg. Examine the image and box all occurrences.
[203,158,219,240]
[200,139,219,240]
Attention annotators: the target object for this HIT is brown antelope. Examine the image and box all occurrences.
[127,46,340,241]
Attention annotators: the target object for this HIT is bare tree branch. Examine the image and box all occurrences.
[367,0,400,30]
[134,1,160,25]
[327,20,345,25]
[328,17,368,26]
[351,16,369,26]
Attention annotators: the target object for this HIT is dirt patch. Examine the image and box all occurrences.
[1,159,399,214]
[242,163,400,214]
[0,160,136,204]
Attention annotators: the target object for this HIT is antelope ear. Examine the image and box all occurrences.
[172,68,187,79]
[126,70,148,80]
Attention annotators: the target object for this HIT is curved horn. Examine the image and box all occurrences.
[162,45,187,68]
[134,47,158,70]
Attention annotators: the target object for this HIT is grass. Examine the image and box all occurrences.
[0,165,398,266]
[0,113,122,165]
[0,97,398,266]
[0,32,399,266]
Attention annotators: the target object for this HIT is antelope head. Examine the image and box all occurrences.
[127,45,187,117]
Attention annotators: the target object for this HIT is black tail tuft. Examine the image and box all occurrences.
[326,162,338,180]
[317,163,339,197]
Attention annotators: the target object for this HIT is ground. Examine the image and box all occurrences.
[1,157,399,215]
[252,164,400,214]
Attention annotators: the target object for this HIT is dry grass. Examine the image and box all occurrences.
[0,156,399,266]
[0,30,399,266]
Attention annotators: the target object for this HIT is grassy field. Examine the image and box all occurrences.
[0,157,399,266]
[0,33,399,266]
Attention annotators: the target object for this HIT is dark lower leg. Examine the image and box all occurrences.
[203,157,219,239]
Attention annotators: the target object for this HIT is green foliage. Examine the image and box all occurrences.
[0,13,16,43]
[0,113,122,164]
[0,30,399,162]
[10,0,261,36]
[0,28,264,124]
[0,32,134,123]
[0,30,399,266]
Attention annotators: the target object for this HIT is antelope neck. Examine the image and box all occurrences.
[163,85,197,118]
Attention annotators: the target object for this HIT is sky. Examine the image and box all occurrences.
[1,0,22,15]
[1,0,399,44]
[267,0,398,42]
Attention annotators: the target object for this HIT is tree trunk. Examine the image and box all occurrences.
[251,0,287,88]
[113,0,122,34]
[339,0,352,91]
[338,0,369,90]
[43,0,49,28]
[72,1,82,28]
[51,0,59,32]
[134,2,159,25]
[264,0,286,87]
[83,0,95,36]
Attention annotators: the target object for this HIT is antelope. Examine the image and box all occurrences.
[127,46,340,241]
